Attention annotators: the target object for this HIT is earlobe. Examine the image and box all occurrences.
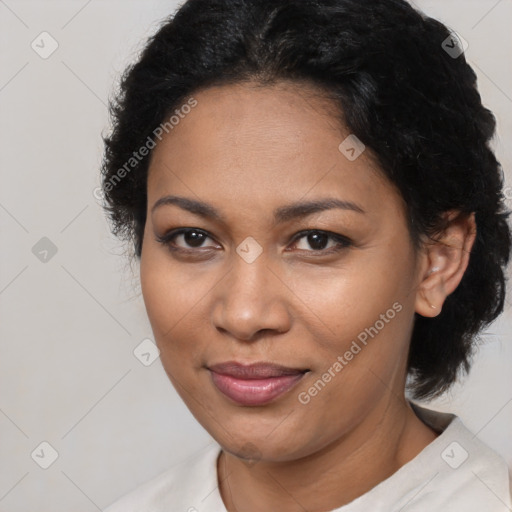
[416,279,446,317]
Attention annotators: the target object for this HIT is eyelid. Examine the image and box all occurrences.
[156,227,353,258]
[155,228,219,249]
[289,229,351,245]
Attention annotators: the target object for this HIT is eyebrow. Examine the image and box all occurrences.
[151,195,365,223]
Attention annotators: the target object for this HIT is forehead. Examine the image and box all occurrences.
[147,81,401,221]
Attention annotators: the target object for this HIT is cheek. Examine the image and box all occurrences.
[288,254,411,351]
[139,248,225,373]
[140,248,204,333]
[295,280,409,395]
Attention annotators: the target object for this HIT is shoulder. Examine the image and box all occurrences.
[403,404,512,511]
[103,442,223,512]
[344,404,512,511]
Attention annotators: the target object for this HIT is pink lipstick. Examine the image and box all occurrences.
[208,361,308,406]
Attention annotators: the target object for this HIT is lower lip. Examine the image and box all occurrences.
[209,371,306,406]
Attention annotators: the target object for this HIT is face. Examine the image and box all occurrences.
[140,81,424,462]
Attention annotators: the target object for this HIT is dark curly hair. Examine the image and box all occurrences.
[100,0,512,399]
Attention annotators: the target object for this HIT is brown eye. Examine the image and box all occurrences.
[178,230,209,248]
[290,230,352,254]
[156,228,218,250]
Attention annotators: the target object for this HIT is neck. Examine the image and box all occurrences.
[218,397,438,512]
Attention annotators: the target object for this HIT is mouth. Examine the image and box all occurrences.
[207,361,309,406]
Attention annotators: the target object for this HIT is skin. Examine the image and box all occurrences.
[139,80,477,512]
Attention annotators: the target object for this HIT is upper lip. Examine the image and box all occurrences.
[208,361,309,379]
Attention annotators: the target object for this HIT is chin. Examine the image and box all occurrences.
[209,419,316,464]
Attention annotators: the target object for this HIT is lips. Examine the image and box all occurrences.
[207,361,309,406]
[208,361,308,378]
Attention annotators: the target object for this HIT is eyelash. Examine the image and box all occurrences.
[155,228,352,257]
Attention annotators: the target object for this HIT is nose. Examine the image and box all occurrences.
[211,252,292,342]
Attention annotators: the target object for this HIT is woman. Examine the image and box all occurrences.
[101,0,512,510]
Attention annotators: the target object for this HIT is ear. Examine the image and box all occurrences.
[415,210,477,318]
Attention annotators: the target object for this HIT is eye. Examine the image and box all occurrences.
[156,228,352,256]
[288,230,352,254]
[155,228,219,252]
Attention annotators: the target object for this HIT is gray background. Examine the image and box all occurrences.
[1,0,511,510]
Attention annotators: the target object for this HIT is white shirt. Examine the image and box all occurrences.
[104,403,512,511]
